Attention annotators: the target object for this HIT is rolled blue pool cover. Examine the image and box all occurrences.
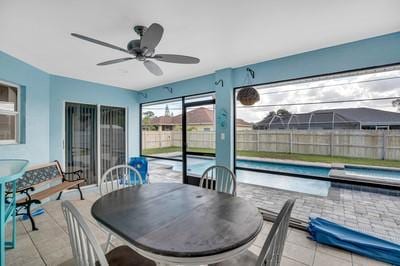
[308,217,400,265]
[128,157,149,184]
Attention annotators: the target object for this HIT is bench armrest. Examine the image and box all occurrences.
[63,170,86,182]
[6,186,35,202]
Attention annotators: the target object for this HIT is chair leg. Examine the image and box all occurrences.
[104,233,113,252]
[77,184,84,200]
[56,191,63,200]
[26,203,38,231]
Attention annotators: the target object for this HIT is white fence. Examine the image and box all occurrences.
[142,130,400,160]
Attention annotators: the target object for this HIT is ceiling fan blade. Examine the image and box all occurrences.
[97,57,134,66]
[140,23,164,51]
[71,33,129,53]
[144,60,163,76]
[154,54,200,64]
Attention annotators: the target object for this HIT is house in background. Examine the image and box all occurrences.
[254,107,400,130]
[144,107,252,131]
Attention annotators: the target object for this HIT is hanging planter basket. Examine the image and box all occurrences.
[237,87,260,106]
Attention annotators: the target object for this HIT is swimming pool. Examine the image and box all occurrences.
[150,156,400,196]
[151,157,331,196]
[237,159,330,178]
[345,166,400,181]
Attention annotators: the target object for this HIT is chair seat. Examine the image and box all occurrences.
[211,250,258,266]
[105,245,156,266]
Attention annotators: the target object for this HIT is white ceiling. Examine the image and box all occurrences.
[0,0,399,91]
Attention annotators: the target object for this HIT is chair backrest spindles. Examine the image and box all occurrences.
[100,165,143,196]
[62,201,108,266]
[200,166,236,196]
[256,199,295,266]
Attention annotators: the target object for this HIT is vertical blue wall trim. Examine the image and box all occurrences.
[0,51,50,164]
[214,69,234,169]
[49,75,139,166]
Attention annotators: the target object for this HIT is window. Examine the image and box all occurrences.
[141,99,183,159]
[0,82,19,144]
[235,65,400,195]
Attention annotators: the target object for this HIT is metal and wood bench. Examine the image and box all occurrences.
[6,160,85,231]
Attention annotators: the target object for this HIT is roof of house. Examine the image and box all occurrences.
[254,107,400,129]
[315,107,400,124]
[147,107,251,127]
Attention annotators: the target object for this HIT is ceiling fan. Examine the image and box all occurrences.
[71,23,200,76]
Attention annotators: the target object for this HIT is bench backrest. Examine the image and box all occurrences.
[6,161,63,191]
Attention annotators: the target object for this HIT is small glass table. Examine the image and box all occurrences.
[0,159,29,266]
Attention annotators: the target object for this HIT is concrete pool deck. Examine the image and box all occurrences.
[149,162,400,244]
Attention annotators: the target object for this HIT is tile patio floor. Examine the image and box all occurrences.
[4,165,393,266]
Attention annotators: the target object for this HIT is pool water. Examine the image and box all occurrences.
[345,166,400,181]
[151,157,331,196]
[237,159,330,177]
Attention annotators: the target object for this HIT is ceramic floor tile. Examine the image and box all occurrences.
[316,243,352,262]
[287,229,316,249]
[313,251,352,266]
[281,256,307,266]
[351,253,391,266]
[283,242,316,265]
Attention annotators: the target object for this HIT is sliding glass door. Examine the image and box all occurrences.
[183,96,216,184]
[100,106,126,176]
[65,103,127,186]
[65,103,98,185]
[140,93,216,184]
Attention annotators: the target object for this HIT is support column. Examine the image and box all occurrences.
[214,68,234,170]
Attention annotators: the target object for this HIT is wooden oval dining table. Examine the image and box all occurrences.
[91,183,263,266]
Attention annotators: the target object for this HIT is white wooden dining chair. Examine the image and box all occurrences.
[99,165,144,196]
[99,165,144,252]
[212,199,295,266]
[62,201,155,266]
[200,165,237,196]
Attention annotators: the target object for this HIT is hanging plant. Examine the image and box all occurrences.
[237,68,259,106]
[237,87,260,105]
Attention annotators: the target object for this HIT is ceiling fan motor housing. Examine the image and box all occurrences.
[127,39,141,55]
[133,25,147,36]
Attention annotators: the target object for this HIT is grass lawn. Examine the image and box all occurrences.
[143,147,400,168]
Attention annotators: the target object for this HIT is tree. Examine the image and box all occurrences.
[276,108,291,117]
[393,99,400,112]
[165,105,171,116]
[266,111,276,118]
[142,111,156,130]
[143,111,155,118]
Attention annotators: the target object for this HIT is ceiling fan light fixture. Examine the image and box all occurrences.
[237,86,260,106]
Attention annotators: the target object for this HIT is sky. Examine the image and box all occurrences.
[237,68,400,123]
[142,68,400,124]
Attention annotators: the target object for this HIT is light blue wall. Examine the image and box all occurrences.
[139,31,400,169]
[49,75,139,166]
[0,51,50,164]
[136,74,214,102]
[0,51,140,166]
[233,31,400,87]
[214,69,234,169]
